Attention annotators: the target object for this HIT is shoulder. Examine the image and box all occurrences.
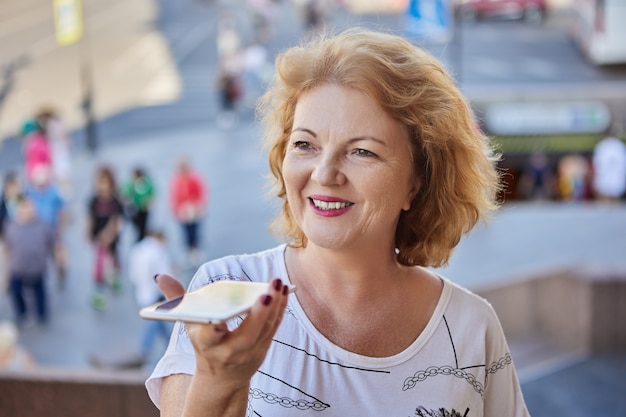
[440,278,504,336]
[189,245,287,291]
[436,278,515,370]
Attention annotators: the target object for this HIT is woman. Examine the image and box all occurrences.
[147,28,529,416]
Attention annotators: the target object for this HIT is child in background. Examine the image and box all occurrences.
[86,166,124,310]
[128,230,173,363]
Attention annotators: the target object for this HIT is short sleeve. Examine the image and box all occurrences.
[145,320,196,408]
[144,265,211,408]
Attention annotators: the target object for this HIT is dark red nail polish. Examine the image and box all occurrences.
[153,274,159,282]
[282,285,288,295]
[273,278,282,291]
[214,324,227,333]
[262,294,273,306]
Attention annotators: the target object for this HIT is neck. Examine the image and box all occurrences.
[285,243,443,357]
[287,243,407,305]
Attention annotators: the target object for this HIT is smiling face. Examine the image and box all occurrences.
[282,84,418,252]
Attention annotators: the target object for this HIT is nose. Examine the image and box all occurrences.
[310,153,345,186]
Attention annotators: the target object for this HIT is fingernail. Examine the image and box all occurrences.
[282,285,288,295]
[272,278,282,291]
[262,294,273,306]
[153,274,159,282]
[213,324,227,333]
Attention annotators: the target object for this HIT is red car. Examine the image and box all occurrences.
[456,0,547,23]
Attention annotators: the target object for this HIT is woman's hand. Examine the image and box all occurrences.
[154,274,290,415]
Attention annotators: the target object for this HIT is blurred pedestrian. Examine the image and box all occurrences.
[170,158,207,267]
[87,166,125,310]
[591,136,626,201]
[128,230,174,363]
[25,165,67,289]
[3,194,55,327]
[216,56,244,129]
[0,321,35,370]
[516,151,554,200]
[216,12,242,61]
[247,0,276,43]
[557,153,590,201]
[22,122,52,186]
[215,11,246,130]
[122,167,155,242]
[37,107,73,199]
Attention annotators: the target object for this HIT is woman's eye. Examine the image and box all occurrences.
[354,148,376,157]
[293,140,312,150]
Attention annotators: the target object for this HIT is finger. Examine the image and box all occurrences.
[154,273,186,300]
[186,321,230,354]
[258,280,290,344]
[233,279,288,345]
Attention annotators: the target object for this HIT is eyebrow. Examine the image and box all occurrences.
[291,127,387,146]
[291,127,316,137]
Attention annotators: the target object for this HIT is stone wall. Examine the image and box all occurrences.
[475,266,626,354]
[0,368,158,417]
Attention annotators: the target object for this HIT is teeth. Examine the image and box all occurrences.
[312,199,351,210]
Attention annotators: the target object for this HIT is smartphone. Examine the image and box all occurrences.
[139,280,296,324]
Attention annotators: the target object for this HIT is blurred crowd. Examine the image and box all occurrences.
[0,108,211,367]
[513,136,626,203]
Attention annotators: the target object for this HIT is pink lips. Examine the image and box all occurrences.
[308,195,353,217]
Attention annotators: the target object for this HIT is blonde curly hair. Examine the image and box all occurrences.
[258,28,502,268]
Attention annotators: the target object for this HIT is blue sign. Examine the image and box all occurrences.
[405,0,453,43]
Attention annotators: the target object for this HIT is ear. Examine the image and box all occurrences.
[402,177,421,211]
